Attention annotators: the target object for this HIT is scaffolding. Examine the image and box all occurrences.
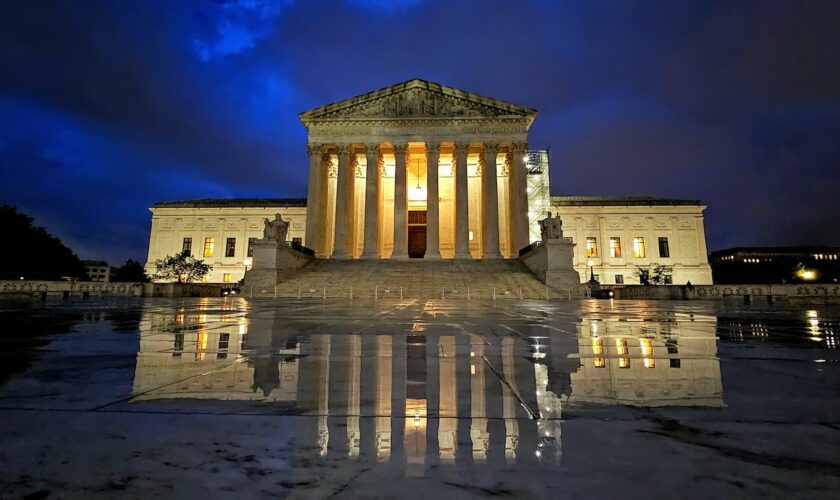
[526,149,551,243]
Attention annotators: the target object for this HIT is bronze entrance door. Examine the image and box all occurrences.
[407,210,427,258]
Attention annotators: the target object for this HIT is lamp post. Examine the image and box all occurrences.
[587,260,597,283]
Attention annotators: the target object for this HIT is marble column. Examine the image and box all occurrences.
[453,143,471,259]
[362,143,381,259]
[482,143,502,259]
[332,144,354,259]
[305,143,322,254]
[512,142,530,250]
[392,143,409,259]
[425,143,442,259]
[316,150,332,257]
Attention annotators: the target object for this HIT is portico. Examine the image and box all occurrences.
[300,79,536,260]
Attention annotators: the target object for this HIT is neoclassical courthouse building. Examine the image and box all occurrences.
[145,80,713,285]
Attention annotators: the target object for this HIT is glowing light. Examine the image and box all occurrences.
[798,269,817,280]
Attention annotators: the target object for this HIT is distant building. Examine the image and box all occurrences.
[710,246,840,284]
[83,260,113,282]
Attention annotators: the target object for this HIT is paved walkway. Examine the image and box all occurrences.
[1,298,839,498]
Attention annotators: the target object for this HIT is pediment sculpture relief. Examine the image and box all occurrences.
[320,88,510,119]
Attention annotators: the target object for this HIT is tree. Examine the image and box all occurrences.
[112,259,149,282]
[153,251,212,283]
[634,264,674,285]
[0,204,88,280]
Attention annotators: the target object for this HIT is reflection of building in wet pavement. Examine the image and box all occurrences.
[571,315,723,407]
[132,302,723,470]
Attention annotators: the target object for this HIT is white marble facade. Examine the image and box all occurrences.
[144,80,714,284]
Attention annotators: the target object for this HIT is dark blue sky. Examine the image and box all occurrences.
[1,0,838,264]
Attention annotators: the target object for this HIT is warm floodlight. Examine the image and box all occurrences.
[798,269,816,280]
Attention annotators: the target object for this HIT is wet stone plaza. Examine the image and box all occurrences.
[1,298,840,498]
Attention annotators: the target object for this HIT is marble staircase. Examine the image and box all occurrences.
[243,259,581,299]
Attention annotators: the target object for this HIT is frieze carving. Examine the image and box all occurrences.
[306,119,530,138]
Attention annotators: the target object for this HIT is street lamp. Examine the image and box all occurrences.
[587,260,597,283]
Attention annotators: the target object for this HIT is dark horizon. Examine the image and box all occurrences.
[2,0,839,264]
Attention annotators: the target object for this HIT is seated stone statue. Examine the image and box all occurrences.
[539,212,563,242]
[263,214,289,242]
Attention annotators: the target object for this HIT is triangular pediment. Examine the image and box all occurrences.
[299,79,536,123]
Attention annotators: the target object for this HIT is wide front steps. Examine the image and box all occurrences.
[245,259,581,299]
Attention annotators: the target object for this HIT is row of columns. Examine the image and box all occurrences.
[304,141,531,259]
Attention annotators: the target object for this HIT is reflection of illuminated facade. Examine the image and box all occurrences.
[131,301,723,471]
[571,316,723,407]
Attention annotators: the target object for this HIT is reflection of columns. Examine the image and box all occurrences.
[305,144,323,253]
[332,144,354,259]
[390,334,407,468]
[297,334,330,457]
[360,335,377,460]
[328,336,349,457]
[453,143,471,259]
[439,336,457,463]
[426,334,440,466]
[376,336,393,461]
[470,338,488,461]
[511,142,530,251]
[392,143,408,259]
[347,335,361,457]
[362,144,381,258]
[482,143,502,259]
[502,337,519,463]
[485,342,506,466]
[455,334,473,467]
[425,143,441,259]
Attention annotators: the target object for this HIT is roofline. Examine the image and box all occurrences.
[151,198,308,209]
[298,78,537,125]
[552,196,704,207]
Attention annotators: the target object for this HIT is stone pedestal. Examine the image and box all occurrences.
[243,239,312,289]
[520,239,581,291]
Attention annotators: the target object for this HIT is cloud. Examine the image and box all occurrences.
[1,0,839,265]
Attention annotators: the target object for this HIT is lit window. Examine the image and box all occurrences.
[225,238,236,258]
[658,237,670,258]
[586,237,598,258]
[223,273,232,283]
[640,338,655,368]
[609,237,621,258]
[633,237,646,258]
[469,231,474,241]
[204,237,215,257]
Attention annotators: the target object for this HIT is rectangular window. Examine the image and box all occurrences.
[633,237,646,258]
[247,237,256,257]
[182,237,192,256]
[615,274,624,284]
[203,237,215,258]
[586,237,598,258]
[225,237,236,257]
[223,273,232,283]
[658,237,670,258]
[609,237,621,258]
[218,333,230,350]
[664,275,673,284]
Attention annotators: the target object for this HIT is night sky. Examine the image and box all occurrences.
[1,0,838,264]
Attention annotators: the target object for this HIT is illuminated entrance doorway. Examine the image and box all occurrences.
[408,211,427,258]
